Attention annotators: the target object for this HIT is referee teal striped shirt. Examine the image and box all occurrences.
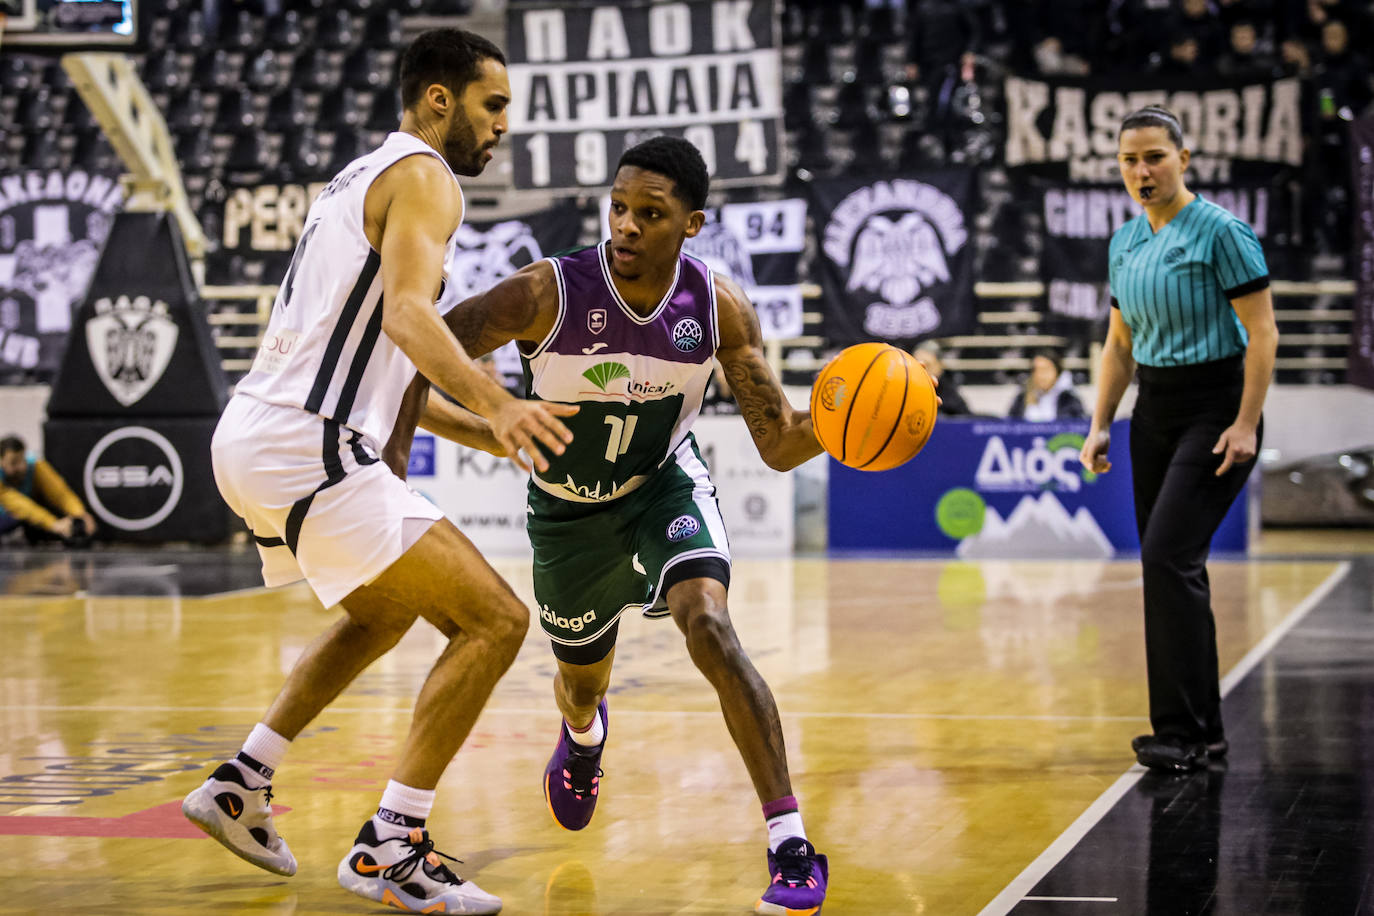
[1108,194,1269,367]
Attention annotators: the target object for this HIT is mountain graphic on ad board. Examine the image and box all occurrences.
[956,492,1114,559]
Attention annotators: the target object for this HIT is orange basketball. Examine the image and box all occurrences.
[809,342,938,471]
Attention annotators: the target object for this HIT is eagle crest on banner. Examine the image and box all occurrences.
[684,219,756,287]
[85,295,179,407]
[847,213,949,305]
[450,220,542,299]
[822,179,969,339]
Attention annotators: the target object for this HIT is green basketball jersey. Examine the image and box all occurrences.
[523,243,719,503]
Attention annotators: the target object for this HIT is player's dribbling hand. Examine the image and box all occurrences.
[1211,422,1257,477]
[491,399,579,474]
[1080,428,1111,474]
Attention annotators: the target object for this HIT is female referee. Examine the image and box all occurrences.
[1080,105,1278,773]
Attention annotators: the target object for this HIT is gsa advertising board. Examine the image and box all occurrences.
[829,419,1249,556]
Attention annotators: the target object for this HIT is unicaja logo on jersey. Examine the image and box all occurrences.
[672,318,703,352]
[666,515,700,541]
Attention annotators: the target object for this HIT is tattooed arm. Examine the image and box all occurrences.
[713,275,822,471]
[442,260,559,358]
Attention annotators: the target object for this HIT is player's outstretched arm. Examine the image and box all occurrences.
[442,260,559,357]
[421,391,505,457]
[368,157,573,472]
[714,275,822,472]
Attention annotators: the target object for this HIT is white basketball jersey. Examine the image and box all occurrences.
[235,132,462,446]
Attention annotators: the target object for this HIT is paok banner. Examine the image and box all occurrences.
[1004,72,1303,184]
[0,170,123,375]
[1352,116,1374,391]
[810,171,977,348]
[1039,182,1296,335]
[505,0,784,192]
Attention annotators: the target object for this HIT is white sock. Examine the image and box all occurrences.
[374,780,436,838]
[567,710,605,747]
[767,811,807,852]
[233,723,290,788]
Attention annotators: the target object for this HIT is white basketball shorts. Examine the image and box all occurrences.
[211,394,444,608]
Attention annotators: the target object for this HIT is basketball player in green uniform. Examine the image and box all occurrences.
[400,137,830,914]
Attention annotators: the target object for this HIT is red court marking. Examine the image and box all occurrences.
[0,801,291,838]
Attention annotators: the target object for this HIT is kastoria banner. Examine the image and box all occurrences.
[505,0,784,192]
[810,171,977,348]
[1004,73,1303,183]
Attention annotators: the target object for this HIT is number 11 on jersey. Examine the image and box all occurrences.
[603,415,638,462]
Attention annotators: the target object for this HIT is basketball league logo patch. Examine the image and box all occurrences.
[819,376,847,411]
[666,515,700,541]
[672,318,703,352]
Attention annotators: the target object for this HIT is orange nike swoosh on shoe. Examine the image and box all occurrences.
[225,798,241,817]
[354,860,387,875]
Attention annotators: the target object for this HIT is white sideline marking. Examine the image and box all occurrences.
[1022,897,1119,903]
[977,560,1352,916]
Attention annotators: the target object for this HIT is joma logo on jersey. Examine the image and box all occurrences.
[541,605,598,632]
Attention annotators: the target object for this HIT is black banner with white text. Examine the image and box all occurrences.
[1003,72,1304,183]
[810,171,977,349]
[1038,182,1297,337]
[0,170,123,376]
[505,0,784,192]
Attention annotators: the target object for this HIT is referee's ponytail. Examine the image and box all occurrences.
[1119,106,1184,149]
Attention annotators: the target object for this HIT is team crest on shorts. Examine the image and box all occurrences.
[672,318,703,352]
[666,515,700,541]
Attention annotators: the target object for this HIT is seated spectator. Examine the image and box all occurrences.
[1007,350,1084,421]
[912,341,971,416]
[0,434,96,546]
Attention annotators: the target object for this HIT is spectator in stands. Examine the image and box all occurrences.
[1175,0,1227,60]
[913,341,971,416]
[0,434,96,546]
[1030,1,1100,75]
[905,0,982,100]
[1006,350,1084,421]
[1314,19,1373,118]
[1218,19,1281,75]
[1154,36,1205,75]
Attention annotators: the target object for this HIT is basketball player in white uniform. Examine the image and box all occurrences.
[181,29,575,914]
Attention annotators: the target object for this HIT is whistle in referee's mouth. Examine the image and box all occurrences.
[1139,186,1154,200]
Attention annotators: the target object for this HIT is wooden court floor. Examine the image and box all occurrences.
[0,545,1359,914]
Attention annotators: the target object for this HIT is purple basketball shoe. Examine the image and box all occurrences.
[756,837,828,915]
[542,699,608,831]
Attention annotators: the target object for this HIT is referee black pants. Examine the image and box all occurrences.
[1129,356,1260,743]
